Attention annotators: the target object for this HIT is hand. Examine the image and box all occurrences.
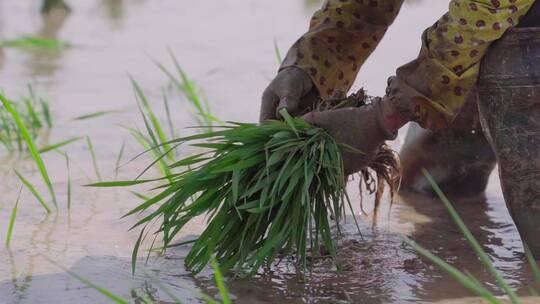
[302,98,397,175]
[260,67,319,122]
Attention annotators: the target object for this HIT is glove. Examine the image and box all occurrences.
[260,67,319,122]
[302,97,399,175]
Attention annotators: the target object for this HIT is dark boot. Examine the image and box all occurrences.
[399,94,497,199]
[477,4,540,258]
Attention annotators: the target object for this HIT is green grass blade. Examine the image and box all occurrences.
[525,244,540,286]
[43,256,130,304]
[40,99,52,128]
[72,110,119,121]
[0,93,57,207]
[211,258,232,304]
[5,187,23,248]
[65,153,72,209]
[403,236,501,303]
[131,77,173,161]
[163,91,177,140]
[273,38,282,64]
[86,136,102,181]
[0,36,71,50]
[86,178,164,187]
[132,227,145,275]
[14,169,51,213]
[130,191,151,201]
[38,137,82,154]
[114,141,126,179]
[422,169,519,304]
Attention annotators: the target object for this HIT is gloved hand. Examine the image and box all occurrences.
[260,67,319,122]
[302,97,399,175]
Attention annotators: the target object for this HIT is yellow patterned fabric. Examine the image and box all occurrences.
[281,0,536,129]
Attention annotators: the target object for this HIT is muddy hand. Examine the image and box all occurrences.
[260,67,319,122]
[302,98,397,175]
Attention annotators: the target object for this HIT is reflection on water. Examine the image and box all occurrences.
[101,0,124,26]
[40,0,70,14]
[0,0,538,303]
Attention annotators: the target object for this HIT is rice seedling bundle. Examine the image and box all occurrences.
[94,90,399,276]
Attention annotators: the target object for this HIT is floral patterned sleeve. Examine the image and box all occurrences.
[393,0,536,129]
[280,0,405,99]
[282,0,536,130]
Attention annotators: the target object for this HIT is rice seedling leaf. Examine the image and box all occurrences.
[403,236,501,304]
[86,136,102,181]
[65,153,72,209]
[422,169,519,304]
[114,141,126,179]
[132,227,145,275]
[0,36,71,50]
[43,256,130,304]
[38,137,82,154]
[5,187,22,248]
[14,169,51,213]
[273,38,282,64]
[525,244,540,286]
[86,178,165,187]
[131,77,173,161]
[162,91,177,140]
[72,110,119,121]
[0,94,57,207]
[211,258,232,304]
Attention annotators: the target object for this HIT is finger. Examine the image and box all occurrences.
[260,88,280,123]
[301,111,319,125]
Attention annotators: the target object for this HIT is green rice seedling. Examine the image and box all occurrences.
[65,153,72,209]
[120,80,181,179]
[402,237,501,303]
[153,50,220,128]
[115,141,126,179]
[5,187,23,248]
[0,89,53,153]
[211,259,232,304]
[122,125,173,180]
[91,92,399,276]
[0,36,71,50]
[421,169,519,303]
[401,170,540,303]
[14,169,52,213]
[72,110,119,121]
[132,78,174,162]
[43,256,130,304]
[525,245,540,287]
[38,137,82,154]
[86,136,102,182]
[163,91,177,141]
[45,254,231,304]
[273,38,282,64]
[0,93,57,207]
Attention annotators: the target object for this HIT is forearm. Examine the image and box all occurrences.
[392,0,536,130]
[281,0,405,99]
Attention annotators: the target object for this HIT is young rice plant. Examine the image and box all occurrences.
[92,91,400,276]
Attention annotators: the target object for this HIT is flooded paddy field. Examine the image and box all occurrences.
[0,0,539,303]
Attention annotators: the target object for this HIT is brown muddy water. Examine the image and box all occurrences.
[0,1,539,303]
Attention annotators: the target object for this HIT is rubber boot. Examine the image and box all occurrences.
[477,1,540,259]
[399,92,497,198]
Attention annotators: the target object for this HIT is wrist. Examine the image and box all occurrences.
[380,98,410,132]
